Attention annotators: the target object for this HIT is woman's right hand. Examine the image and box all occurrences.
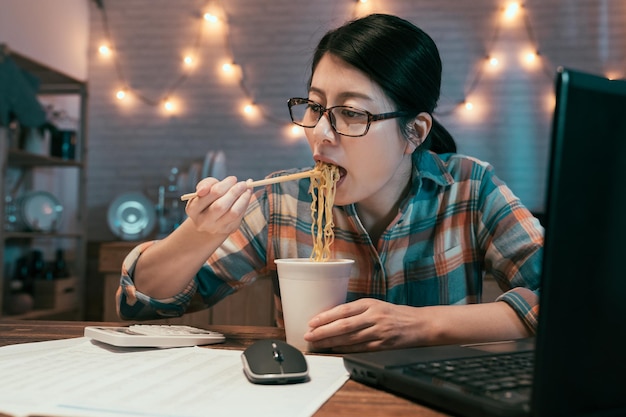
[184,176,253,236]
[132,176,252,299]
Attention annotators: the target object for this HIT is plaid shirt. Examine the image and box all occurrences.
[119,151,543,332]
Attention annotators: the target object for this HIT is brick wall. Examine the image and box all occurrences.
[86,0,626,240]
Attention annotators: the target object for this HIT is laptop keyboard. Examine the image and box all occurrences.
[403,351,534,402]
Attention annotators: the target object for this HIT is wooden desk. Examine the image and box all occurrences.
[0,319,449,417]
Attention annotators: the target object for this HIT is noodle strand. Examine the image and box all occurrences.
[309,162,340,261]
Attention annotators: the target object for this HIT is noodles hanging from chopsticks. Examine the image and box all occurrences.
[309,162,340,261]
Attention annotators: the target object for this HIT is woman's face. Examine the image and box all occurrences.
[306,53,413,207]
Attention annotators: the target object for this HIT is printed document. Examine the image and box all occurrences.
[0,337,349,417]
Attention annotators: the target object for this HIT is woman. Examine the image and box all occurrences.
[118,13,543,353]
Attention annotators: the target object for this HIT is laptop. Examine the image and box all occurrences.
[343,67,626,417]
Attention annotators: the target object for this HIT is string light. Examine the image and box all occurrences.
[98,44,112,56]
[437,1,555,116]
[504,2,521,20]
[524,52,537,63]
[183,55,194,67]
[222,62,234,74]
[203,12,219,23]
[290,125,303,136]
[606,71,623,80]
[95,0,602,134]
[544,92,556,112]
[353,0,374,17]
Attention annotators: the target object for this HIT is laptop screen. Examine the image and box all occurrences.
[533,68,626,416]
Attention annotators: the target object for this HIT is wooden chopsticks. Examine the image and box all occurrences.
[180,169,318,201]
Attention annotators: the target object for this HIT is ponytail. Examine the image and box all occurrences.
[425,118,456,154]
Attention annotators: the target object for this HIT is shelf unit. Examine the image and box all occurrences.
[0,45,88,319]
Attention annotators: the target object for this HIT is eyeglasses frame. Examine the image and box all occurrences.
[287,97,411,137]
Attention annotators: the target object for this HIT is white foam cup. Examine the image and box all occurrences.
[275,258,354,352]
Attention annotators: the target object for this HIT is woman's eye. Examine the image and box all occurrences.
[309,104,324,113]
[340,108,366,120]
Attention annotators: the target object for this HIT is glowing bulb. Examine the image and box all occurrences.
[218,61,241,83]
[203,13,218,23]
[241,102,260,121]
[504,2,520,19]
[359,0,368,3]
[183,55,194,66]
[163,99,175,112]
[488,57,499,67]
[464,101,474,111]
[283,124,304,142]
[98,44,111,56]
[520,50,540,70]
[545,92,556,112]
[606,71,622,81]
[291,125,302,136]
[115,90,126,100]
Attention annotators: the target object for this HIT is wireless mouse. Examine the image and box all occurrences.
[241,339,309,384]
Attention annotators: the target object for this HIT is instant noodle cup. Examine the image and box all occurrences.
[275,258,354,352]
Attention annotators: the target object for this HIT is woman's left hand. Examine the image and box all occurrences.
[303,298,419,353]
[303,297,533,353]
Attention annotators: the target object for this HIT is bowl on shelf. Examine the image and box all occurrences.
[15,190,63,232]
[107,192,156,241]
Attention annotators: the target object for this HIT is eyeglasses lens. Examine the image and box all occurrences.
[289,100,369,136]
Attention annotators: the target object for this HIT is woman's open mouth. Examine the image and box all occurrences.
[336,166,347,187]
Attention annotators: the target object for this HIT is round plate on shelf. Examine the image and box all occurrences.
[16,191,64,232]
[107,192,156,240]
[211,150,227,180]
[187,162,202,191]
[201,150,215,179]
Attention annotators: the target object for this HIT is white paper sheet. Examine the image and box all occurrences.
[0,337,349,417]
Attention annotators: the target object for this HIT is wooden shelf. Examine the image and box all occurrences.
[1,45,88,320]
[7,149,83,168]
[3,231,84,239]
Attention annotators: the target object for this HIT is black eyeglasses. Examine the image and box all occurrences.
[287,97,410,137]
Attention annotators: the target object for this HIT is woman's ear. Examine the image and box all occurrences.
[405,112,433,154]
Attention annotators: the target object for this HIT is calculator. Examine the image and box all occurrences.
[84,325,226,348]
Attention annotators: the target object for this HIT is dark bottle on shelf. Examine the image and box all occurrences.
[14,255,33,294]
[53,249,69,278]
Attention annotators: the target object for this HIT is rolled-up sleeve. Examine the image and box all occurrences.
[116,241,199,320]
[477,165,543,333]
[115,187,274,321]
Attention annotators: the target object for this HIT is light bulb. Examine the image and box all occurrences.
[606,71,622,81]
[291,125,302,136]
[115,90,126,100]
[504,2,520,19]
[203,13,218,23]
[98,44,111,56]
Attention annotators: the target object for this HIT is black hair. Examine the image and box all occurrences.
[310,13,456,154]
